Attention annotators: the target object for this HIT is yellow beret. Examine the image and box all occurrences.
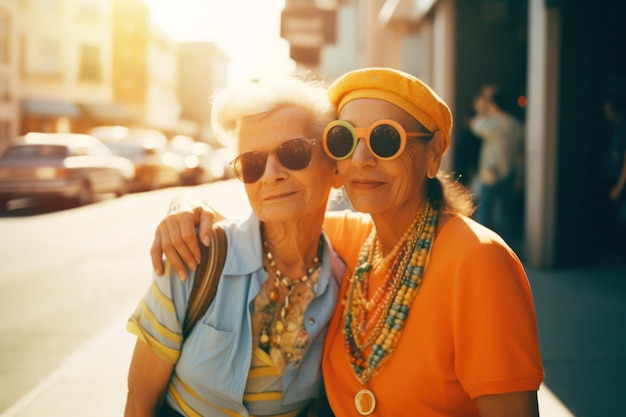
[328,67,452,152]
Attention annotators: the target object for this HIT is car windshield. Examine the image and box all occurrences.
[4,145,69,159]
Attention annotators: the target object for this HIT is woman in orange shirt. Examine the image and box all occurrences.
[151,68,544,417]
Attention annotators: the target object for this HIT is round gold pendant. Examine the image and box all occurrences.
[354,388,376,416]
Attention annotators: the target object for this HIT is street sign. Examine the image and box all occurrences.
[280,7,337,48]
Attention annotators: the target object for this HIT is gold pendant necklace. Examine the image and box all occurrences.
[260,233,323,363]
[344,200,439,416]
[355,388,377,416]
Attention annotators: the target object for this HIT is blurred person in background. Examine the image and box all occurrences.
[469,85,524,243]
[124,75,345,417]
[151,68,543,417]
[453,94,482,188]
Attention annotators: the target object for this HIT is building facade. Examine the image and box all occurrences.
[0,0,18,153]
[293,0,625,268]
[3,0,225,149]
[18,0,113,134]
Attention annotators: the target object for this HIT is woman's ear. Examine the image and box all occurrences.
[427,131,445,179]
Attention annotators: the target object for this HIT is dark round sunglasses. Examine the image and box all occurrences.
[230,138,317,184]
[322,119,432,161]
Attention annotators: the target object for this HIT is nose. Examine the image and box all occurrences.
[351,136,376,166]
[261,152,287,182]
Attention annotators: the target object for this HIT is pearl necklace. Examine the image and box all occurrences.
[259,235,323,363]
[344,200,438,387]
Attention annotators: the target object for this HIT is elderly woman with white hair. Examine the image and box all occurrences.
[124,75,345,417]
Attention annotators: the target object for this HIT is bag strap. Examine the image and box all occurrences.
[183,225,227,339]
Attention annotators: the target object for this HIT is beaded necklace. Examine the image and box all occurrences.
[350,207,427,348]
[344,200,439,415]
[259,235,323,365]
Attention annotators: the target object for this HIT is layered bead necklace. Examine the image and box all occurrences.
[344,200,439,416]
[259,235,323,367]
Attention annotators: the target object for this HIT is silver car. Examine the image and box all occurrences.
[0,132,135,208]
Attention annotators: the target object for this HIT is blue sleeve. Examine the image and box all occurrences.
[126,262,195,363]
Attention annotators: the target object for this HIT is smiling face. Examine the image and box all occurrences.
[336,98,444,219]
[238,106,338,224]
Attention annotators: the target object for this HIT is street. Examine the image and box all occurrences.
[0,179,250,414]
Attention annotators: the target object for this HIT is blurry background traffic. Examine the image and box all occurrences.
[0,0,624,270]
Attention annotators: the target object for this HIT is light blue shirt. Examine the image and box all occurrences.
[129,212,345,416]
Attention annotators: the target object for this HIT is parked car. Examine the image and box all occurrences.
[89,126,184,191]
[210,144,237,180]
[167,135,230,185]
[0,132,135,208]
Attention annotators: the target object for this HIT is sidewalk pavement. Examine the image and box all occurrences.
[525,262,626,417]
[0,307,135,417]
[2,263,624,417]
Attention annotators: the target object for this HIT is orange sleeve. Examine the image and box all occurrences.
[452,243,543,398]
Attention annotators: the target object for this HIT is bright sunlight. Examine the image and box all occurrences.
[140,0,295,81]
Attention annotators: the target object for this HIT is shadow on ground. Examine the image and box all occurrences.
[526,264,626,417]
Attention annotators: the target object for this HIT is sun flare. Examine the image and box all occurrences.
[141,0,294,81]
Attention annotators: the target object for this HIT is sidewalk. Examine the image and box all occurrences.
[0,308,134,417]
[4,262,624,417]
[526,262,626,417]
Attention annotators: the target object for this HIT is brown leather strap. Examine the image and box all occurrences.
[183,225,227,339]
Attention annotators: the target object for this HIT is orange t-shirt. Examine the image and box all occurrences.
[322,211,544,417]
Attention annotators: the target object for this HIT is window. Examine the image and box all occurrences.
[7,145,68,159]
[35,0,59,12]
[78,0,101,19]
[39,38,60,76]
[79,44,101,82]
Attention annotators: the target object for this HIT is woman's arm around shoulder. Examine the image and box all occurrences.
[151,196,223,280]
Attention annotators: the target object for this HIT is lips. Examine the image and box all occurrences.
[350,178,385,189]
[263,190,298,201]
